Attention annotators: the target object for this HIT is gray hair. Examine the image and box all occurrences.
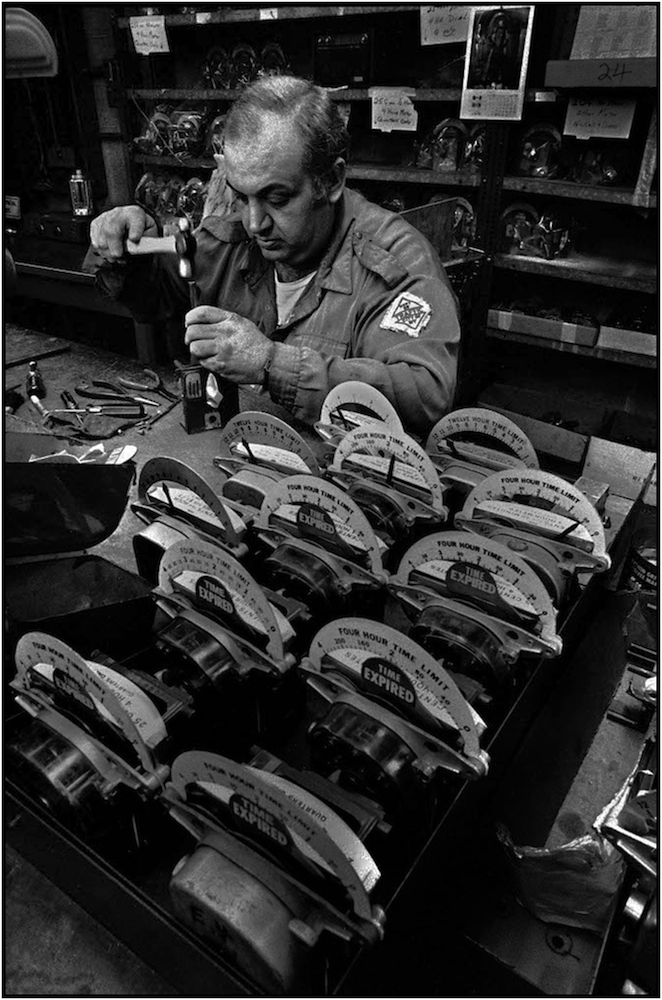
[223,75,349,195]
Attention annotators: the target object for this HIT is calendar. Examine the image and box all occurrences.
[460,6,535,122]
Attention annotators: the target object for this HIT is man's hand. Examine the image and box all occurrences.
[90,205,158,262]
[185,306,274,384]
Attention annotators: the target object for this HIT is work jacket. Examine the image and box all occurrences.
[94,188,460,436]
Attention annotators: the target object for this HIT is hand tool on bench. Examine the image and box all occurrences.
[28,395,49,418]
[118,368,180,403]
[45,402,146,419]
[75,379,159,408]
[61,390,85,428]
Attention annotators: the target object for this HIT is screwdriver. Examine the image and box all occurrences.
[29,395,49,418]
[61,390,85,428]
[46,403,146,418]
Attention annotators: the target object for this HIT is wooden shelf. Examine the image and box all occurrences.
[486,327,656,369]
[134,153,216,169]
[348,164,480,187]
[118,5,417,28]
[443,250,485,270]
[494,252,657,294]
[128,88,240,102]
[133,153,481,187]
[127,86,560,105]
[126,87,463,103]
[503,176,658,209]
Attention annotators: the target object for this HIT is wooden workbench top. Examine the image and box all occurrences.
[5,323,323,574]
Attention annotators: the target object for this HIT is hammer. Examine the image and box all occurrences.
[125,218,198,305]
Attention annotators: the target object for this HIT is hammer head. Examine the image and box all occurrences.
[175,216,197,281]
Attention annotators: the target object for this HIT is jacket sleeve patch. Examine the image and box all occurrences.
[380,292,432,337]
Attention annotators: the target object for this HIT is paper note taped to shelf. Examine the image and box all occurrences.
[492,309,513,331]
[570,5,657,60]
[370,88,418,132]
[564,96,636,140]
[259,7,278,19]
[129,15,169,55]
[420,5,471,45]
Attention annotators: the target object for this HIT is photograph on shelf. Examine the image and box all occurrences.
[460,5,534,121]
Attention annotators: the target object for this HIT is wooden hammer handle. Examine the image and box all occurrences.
[125,235,177,256]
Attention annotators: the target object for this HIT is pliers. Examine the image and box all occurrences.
[118,368,180,402]
[75,379,159,408]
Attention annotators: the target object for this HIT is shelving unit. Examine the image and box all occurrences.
[476,8,657,452]
[126,86,466,102]
[493,252,657,294]
[133,152,482,189]
[486,326,656,370]
[117,5,416,28]
[501,175,657,208]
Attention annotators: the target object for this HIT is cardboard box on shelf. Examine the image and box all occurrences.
[488,309,599,348]
[596,324,657,358]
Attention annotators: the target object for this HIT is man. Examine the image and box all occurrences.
[90,75,460,436]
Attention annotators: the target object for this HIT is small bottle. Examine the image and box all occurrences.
[26,360,46,399]
[69,168,93,217]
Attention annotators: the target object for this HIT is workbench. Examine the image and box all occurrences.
[4,326,655,997]
[10,240,160,363]
[5,322,308,571]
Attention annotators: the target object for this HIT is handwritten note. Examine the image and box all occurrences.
[259,7,278,19]
[420,5,471,45]
[369,88,418,133]
[571,5,657,60]
[564,96,636,140]
[129,15,169,55]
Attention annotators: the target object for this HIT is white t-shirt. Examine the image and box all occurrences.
[274,270,316,326]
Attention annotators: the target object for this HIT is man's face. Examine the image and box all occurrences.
[224,115,341,272]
